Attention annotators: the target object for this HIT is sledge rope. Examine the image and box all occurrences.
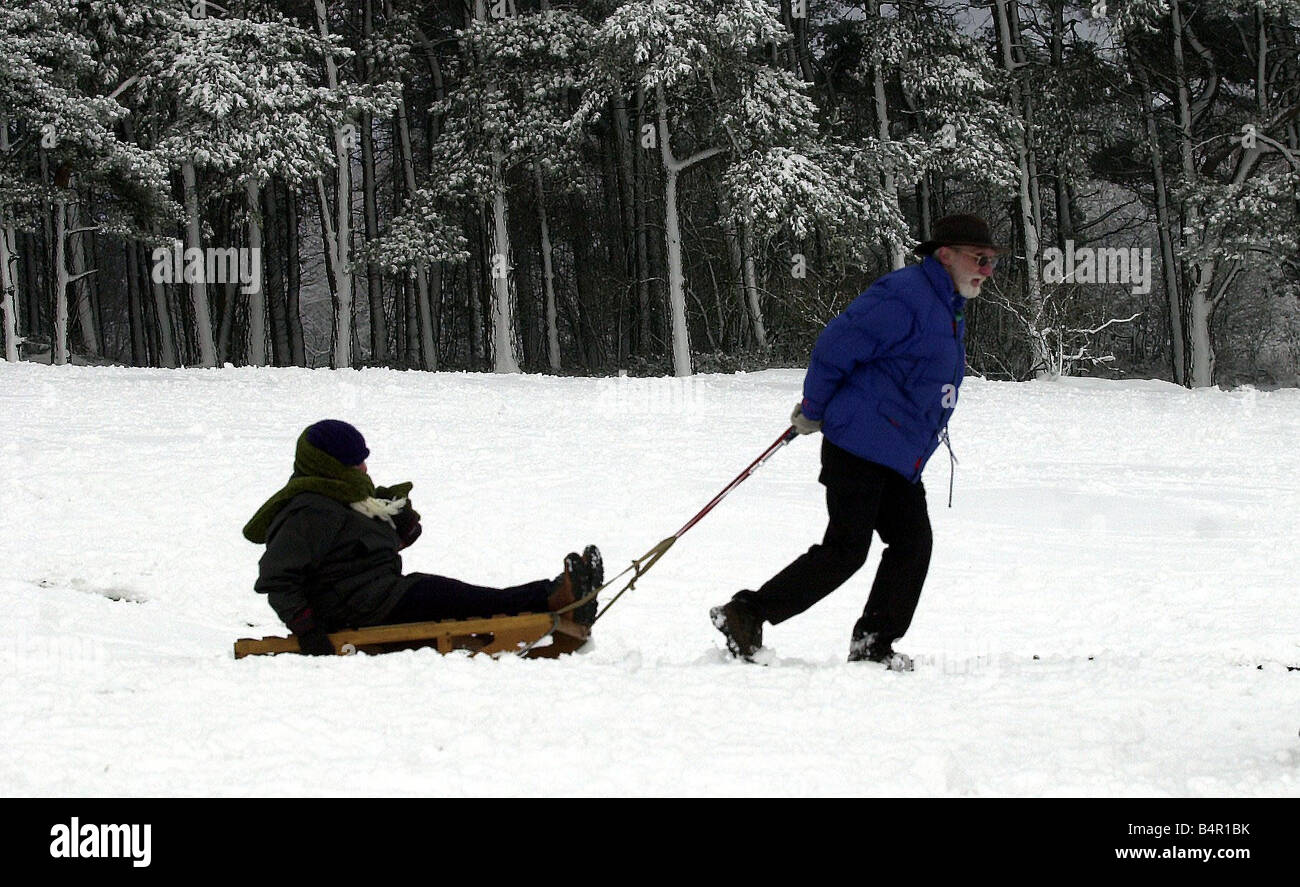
[545,426,799,632]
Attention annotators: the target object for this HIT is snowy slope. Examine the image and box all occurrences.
[1,362,1297,796]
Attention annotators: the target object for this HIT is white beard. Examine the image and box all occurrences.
[956,277,984,299]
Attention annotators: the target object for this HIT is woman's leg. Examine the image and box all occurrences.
[385,575,554,624]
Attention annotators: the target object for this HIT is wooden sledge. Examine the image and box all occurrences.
[233,613,590,660]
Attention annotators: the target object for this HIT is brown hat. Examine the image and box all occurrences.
[916,214,1007,255]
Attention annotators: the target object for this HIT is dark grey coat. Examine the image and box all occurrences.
[254,492,419,631]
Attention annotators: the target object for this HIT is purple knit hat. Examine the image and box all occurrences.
[305,419,369,467]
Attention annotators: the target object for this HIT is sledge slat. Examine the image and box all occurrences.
[233,613,589,660]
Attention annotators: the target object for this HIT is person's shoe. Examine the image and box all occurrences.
[848,632,913,671]
[710,597,764,661]
[572,545,602,626]
[548,552,586,612]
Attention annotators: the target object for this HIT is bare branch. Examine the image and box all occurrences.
[676,145,726,173]
[1068,312,1141,337]
[108,74,141,101]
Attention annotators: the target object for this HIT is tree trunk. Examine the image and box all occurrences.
[360,0,388,366]
[66,199,100,357]
[468,208,483,368]
[216,277,237,364]
[1050,1,1075,248]
[243,180,267,365]
[1130,49,1185,385]
[0,117,18,361]
[413,15,447,369]
[654,83,726,377]
[182,161,218,366]
[739,221,768,348]
[994,0,1046,375]
[147,229,179,368]
[633,84,652,356]
[534,165,560,371]
[21,230,42,344]
[360,109,386,365]
[488,150,520,373]
[659,125,691,375]
[0,221,16,362]
[1170,0,1215,387]
[917,175,932,244]
[869,0,905,270]
[1010,3,1045,247]
[472,1,519,374]
[286,185,306,366]
[139,244,158,365]
[265,178,291,366]
[394,100,435,369]
[724,222,747,345]
[315,0,353,369]
[53,201,70,365]
[611,94,638,364]
[124,239,145,364]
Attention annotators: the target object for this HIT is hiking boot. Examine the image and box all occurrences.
[710,597,764,661]
[573,544,603,626]
[848,632,913,671]
[548,552,586,612]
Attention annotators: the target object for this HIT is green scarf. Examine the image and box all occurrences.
[242,431,413,544]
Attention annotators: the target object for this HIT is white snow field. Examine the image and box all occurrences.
[1,361,1297,797]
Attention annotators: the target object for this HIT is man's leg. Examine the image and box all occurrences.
[851,475,932,647]
[737,472,884,625]
[384,575,554,624]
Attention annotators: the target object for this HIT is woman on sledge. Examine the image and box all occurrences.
[244,419,601,655]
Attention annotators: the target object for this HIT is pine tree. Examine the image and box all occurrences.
[0,0,171,365]
[580,0,867,376]
[1115,0,1300,386]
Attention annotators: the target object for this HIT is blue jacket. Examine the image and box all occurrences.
[800,255,966,483]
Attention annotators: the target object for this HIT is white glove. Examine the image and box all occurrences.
[790,404,822,435]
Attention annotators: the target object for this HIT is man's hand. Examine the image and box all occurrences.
[790,404,822,435]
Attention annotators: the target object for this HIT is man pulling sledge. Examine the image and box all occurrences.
[711,214,1002,668]
[244,419,601,656]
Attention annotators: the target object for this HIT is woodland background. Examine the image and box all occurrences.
[1,0,1298,386]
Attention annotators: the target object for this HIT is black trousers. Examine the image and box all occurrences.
[737,439,933,644]
[384,575,553,624]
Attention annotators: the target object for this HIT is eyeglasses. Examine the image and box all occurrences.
[952,248,1000,270]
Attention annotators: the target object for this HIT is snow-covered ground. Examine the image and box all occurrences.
[1,362,1296,796]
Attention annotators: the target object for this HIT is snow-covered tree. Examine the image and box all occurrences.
[0,0,171,365]
[369,3,592,372]
[408,2,596,373]
[1,115,18,361]
[140,1,395,368]
[579,0,866,376]
[466,3,592,371]
[1115,0,1300,386]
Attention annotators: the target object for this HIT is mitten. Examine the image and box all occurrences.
[393,502,422,550]
[288,609,335,656]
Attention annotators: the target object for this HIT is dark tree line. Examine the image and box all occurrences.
[2,0,1298,385]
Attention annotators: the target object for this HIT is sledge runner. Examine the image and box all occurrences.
[711,215,1002,669]
[244,419,601,656]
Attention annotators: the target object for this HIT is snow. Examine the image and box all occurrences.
[1,362,1297,796]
